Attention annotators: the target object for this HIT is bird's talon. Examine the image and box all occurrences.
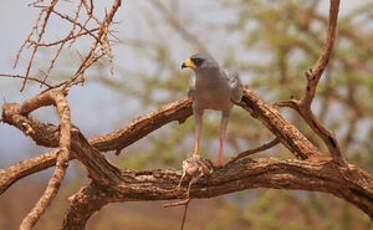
[215,159,225,167]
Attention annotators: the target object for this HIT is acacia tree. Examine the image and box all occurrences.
[0,0,372,229]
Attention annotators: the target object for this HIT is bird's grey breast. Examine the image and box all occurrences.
[193,70,232,111]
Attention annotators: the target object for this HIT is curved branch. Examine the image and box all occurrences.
[59,157,373,229]
[16,91,72,230]
[227,137,280,164]
[302,0,340,107]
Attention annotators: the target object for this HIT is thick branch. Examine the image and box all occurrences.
[1,86,324,195]
[0,150,59,194]
[60,185,107,230]
[0,97,192,194]
[60,157,373,229]
[239,88,321,160]
[70,128,122,184]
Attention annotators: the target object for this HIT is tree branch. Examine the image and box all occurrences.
[6,90,73,230]
[227,137,280,164]
[302,0,340,107]
[60,184,107,230]
[239,88,321,160]
[59,157,373,229]
[0,96,192,194]
[1,86,322,195]
[274,0,345,164]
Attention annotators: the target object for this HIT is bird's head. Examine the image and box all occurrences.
[181,53,219,72]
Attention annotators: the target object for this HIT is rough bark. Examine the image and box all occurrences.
[0,87,321,195]
[59,157,373,229]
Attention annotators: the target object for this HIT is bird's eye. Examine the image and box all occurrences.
[191,57,204,67]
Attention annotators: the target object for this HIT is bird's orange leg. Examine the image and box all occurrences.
[216,111,230,166]
[193,136,200,156]
[193,110,203,156]
[217,136,224,166]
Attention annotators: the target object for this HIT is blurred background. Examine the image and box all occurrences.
[0,0,372,229]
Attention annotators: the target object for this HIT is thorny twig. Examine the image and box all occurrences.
[10,0,121,92]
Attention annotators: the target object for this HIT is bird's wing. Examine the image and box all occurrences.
[187,76,196,98]
[224,68,243,103]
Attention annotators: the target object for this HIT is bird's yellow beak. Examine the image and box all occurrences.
[181,58,196,69]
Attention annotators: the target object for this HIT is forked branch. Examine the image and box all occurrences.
[274,0,345,164]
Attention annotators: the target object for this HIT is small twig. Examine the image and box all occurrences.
[82,0,100,24]
[180,200,190,230]
[104,20,114,75]
[163,198,190,208]
[41,1,83,83]
[164,198,191,230]
[42,52,104,93]
[13,10,44,69]
[60,0,121,89]
[0,74,52,88]
[227,137,280,164]
[50,9,101,42]
[21,0,60,92]
[43,42,65,83]
[28,28,99,47]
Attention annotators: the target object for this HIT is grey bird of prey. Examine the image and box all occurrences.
[181,53,243,166]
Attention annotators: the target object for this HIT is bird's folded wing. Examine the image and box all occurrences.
[224,68,243,103]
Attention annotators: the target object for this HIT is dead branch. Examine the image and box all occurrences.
[21,0,59,92]
[59,156,373,229]
[239,88,322,160]
[0,149,60,194]
[1,87,322,195]
[8,90,72,230]
[164,198,191,230]
[0,74,52,88]
[60,185,107,230]
[0,97,192,194]
[57,0,122,91]
[227,137,280,164]
[11,0,122,92]
[274,0,345,164]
